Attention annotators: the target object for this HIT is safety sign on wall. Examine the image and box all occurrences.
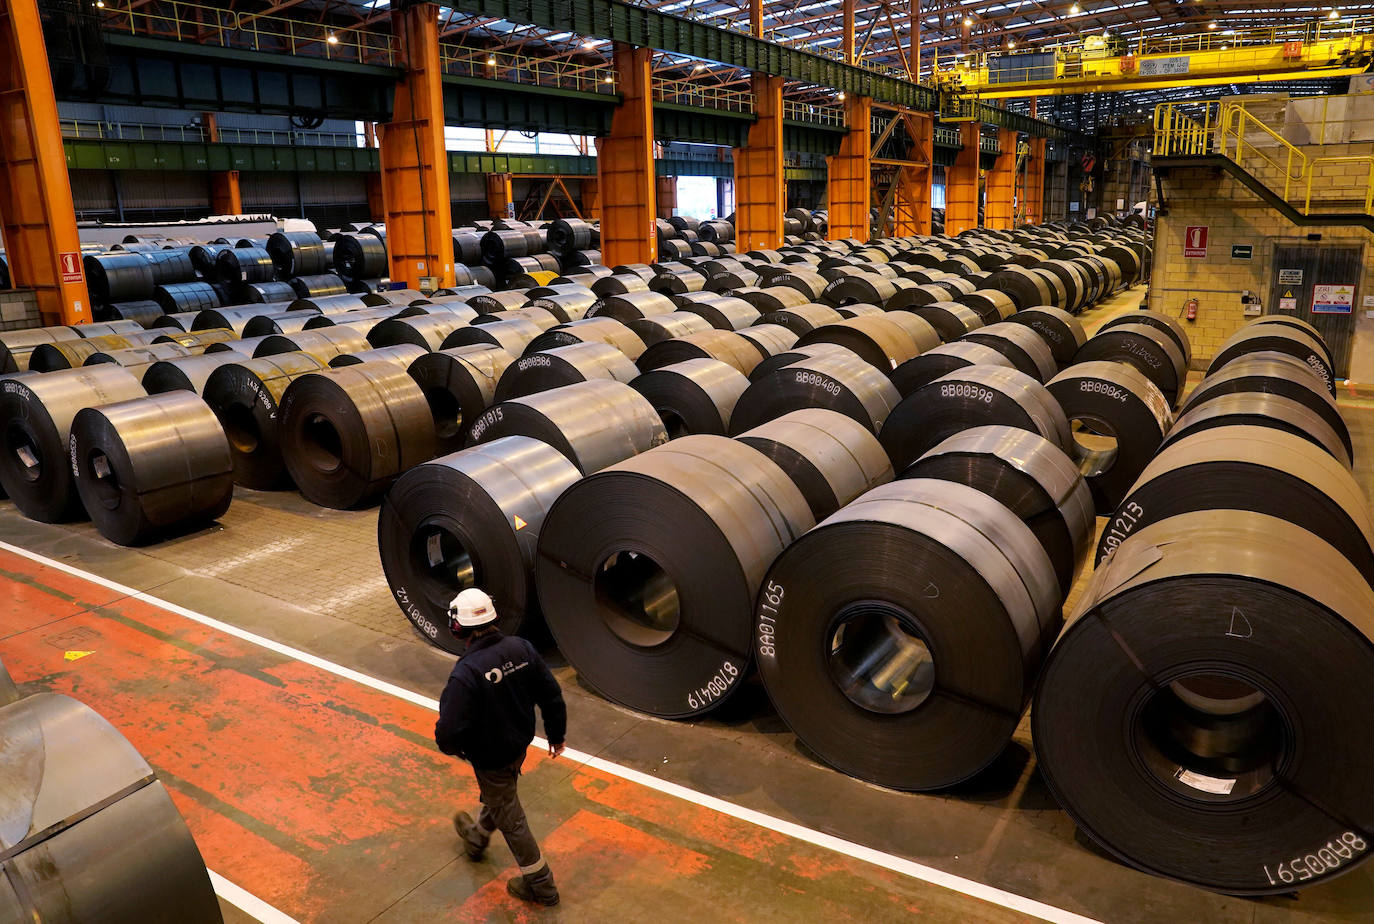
[1312,283,1355,314]
[59,252,83,284]
[1278,268,1304,285]
[1183,226,1208,258]
[1278,291,1298,312]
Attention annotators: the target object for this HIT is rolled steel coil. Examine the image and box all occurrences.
[962,321,1058,383]
[730,348,901,436]
[363,289,427,308]
[215,246,275,284]
[770,271,829,302]
[1100,309,1193,369]
[202,352,331,488]
[957,289,1017,325]
[150,328,236,351]
[629,358,749,437]
[378,436,581,650]
[494,341,639,401]
[100,300,164,330]
[548,218,594,255]
[366,315,467,352]
[453,232,483,265]
[674,294,760,331]
[267,231,329,278]
[890,341,1014,397]
[84,253,156,302]
[189,243,233,281]
[276,363,435,508]
[588,291,678,323]
[1074,323,1187,407]
[1046,360,1173,514]
[143,352,243,395]
[239,281,298,305]
[732,324,795,363]
[330,344,429,370]
[537,434,811,717]
[836,303,884,320]
[758,304,844,335]
[332,232,388,280]
[70,392,233,545]
[193,305,291,336]
[29,332,162,372]
[902,301,983,342]
[820,274,897,309]
[734,407,893,520]
[468,291,530,314]
[469,379,666,474]
[746,342,852,383]
[243,312,317,338]
[290,293,371,315]
[734,284,810,315]
[1034,509,1374,895]
[502,256,560,281]
[880,365,1070,471]
[626,311,715,346]
[85,343,194,378]
[0,692,222,922]
[0,324,133,373]
[985,267,1054,311]
[407,345,512,453]
[143,247,195,286]
[636,329,766,377]
[529,291,597,323]
[1035,260,1093,312]
[1008,306,1086,368]
[442,317,541,356]
[756,477,1059,790]
[1180,356,1351,461]
[908,425,1092,596]
[591,274,651,298]
[1209,325,1335,394]
[205,336,269,357]
[1245,315,1331,361]
[256,327,371,363]
[0,365,146,521]
[481,229,534,264]
[1161,391,1350,467]
[525,317,646,361]
[796,315,937,374]
[284,274,347,301]
[888,282,966,311]
[1095,426,1374,584]
[697,220,735,243]
[472,307,560,332]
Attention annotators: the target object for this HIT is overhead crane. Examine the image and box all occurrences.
[938,18,1373,100]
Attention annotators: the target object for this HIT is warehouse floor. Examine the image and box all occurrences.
[5,285,1374,923]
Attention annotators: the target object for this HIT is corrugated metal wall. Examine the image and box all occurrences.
[120,171,210,214]
[69,170,117,214]
[300,173,367,206]
[240,172,298,213]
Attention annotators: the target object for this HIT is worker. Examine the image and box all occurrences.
[434,588,567,907]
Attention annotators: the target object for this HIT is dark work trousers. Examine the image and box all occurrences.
[474,757,548,877]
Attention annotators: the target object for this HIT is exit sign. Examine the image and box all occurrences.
[1231,244,1253,259]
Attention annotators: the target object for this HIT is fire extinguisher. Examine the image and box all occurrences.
[1184,298,1199,322]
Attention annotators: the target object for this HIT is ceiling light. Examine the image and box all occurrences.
[486,55,496,65]
[327,33,339,44]
[1207,21,1217,28]
[1329,8,1340,18]
[1069,2,1079,12]
[1008,40,1016,48]
[604,75,613,83]
[963,15,973,25]
[583,40,596,49]
[694,63,706,70]
[94,0,104,6]
[838,91,846,100]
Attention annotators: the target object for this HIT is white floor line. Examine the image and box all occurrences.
[208,870,301,924]
[1,539,1104,924]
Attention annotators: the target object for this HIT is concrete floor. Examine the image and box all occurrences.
[4,284,1374,923]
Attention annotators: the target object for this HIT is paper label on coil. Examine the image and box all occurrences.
[1175,768,1236,795]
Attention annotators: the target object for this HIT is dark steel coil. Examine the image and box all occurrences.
[70,391,233,545]
[142,247,195,286]
[985,267,1054,311]
[548,218,594,255]
[890,342,1015,398]
[629,358,749,437]
[745,342,853,383]
[962,321,1058,382]
[1009,306,1086,367]
[202,352,330,488]
[332,232,389,280]
[366,314,468,352]
[239,281,298,304]
[797,315,938,374]
[730,348,901,436]
[406,345,512,454]
[636,329,766,377]
[267,231,329,278]
[1161,392,1350,467]
[148,282,218,315]
[626,311,714,346]
[84,253,156,302]
[0,365,146,521]
[143,352,243,395]
[453,231,483,265]
[525,317,646,361]
[1100,309,1193,369]
[379,436,581,650]
[902,301,983,342]
[1075,322,1188,407]
[256,327,371,363]
[1034,509,1374,895]
[756,477,1058,790]
[493,341,639,402]
[908,425,1093,596]
[481,229,534,264]
[29,332,162,372]
[880,365,1070,471]
[1209,325,1335,394]
[537,435,812,717]
[215,246,275,284]
[98,300,164,330]
[734,407,893,520]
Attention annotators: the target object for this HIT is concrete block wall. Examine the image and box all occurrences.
[0,290,41,331]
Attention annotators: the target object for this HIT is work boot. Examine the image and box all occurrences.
[506,866,559,906]
[452,812,489,861]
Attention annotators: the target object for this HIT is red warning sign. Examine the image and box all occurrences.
[1183,226,1208,258]
[59,251,83,284]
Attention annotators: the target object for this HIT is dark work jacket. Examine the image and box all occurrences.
[434,631,567,770]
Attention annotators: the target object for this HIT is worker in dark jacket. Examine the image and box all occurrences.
[435,588,567,907]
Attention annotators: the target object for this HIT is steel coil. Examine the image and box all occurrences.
[332,232,389,280]
[626,311,715,346]
[957,289,1017,325]
[267,231,329,277]
[70,391,233,545]
[1009,306,1086,367]
[440,317,540,357]
[986,267,1053,311]
[407,346,512,454]
[1095,426,1374,584]
[1074,322,1187,407]
[1246,315,1332,363]
[730,348,902,436]
[1209,326,1335,394]
[85,343,194,379]
[291,293,372,315]
[629,358,749,437]
[330,344,428,370]
[193,305,291,336]
[880,365,1070,471]
[469,379,666,473]
[591,274,651,298]
[548,218,594,255]
[734,407,893,520]
[379,436,581,650]
[240,281,298,304]
[524,317,645,362]
[142,247,196,286]
[205,336,269,357]
[636,329,766,377]
[472,307,560,331]
[0,365,146,521]
[1161,392,1351,468]
[143,352,243,395]
[256,327,371,363]
[962,321,1058,383]
[215,246,275,284]
[1034,509,1374,895]
[756,477,1059,790]
[98,301,164,329]
[494,341,638,401]
[150,328,236,351]
[468,291,529,314]
[889,341,1015,397]
[757,304,845,335]
[736,285,810,314]
[674,294,760,331]
[366,314,468,352]
[588,291,678,323]
[202,352,331,488]
[735,324,799,363]
[908,425,1092,595]
[528,291,597,323]
[29,332,162,372]
[278,363,436,508]
[901,301,983,342]
[796,315,937,374]
[1100,309,1193,369]
[243,312,316,338]
[537,435,811,717]
[84,253,156,302]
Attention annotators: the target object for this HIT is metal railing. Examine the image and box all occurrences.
[61,118,363,147]
[440,45,617,95]
[782,100,845,126]
[655,78,752,112]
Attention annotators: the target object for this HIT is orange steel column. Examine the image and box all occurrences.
[733,74,784,252]
[486,173,514,220]
[984,127,1017,229]
[595,44,656,266]
[581,178,601,221]
[894,112,933,237]
[945,121,980,236]
[203,114,242,215]
[365,174,385,222]
[379,1,454,288]
[827,96,871,242]
[1024,136,1047,225]
[656,175,678,219]
[0,0,92,325]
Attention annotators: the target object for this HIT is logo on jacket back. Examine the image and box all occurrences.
[483,659,529,685]
[485,667,504,684]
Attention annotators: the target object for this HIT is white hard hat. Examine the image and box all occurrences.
[449,588,498,629]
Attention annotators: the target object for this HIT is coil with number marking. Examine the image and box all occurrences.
[1008,307,1086,368]
[961,321,1058,383]
[1073,322,1188,407]
[1243,315,1333,365]
[0,364,147,521]
[1161,392,1351,469]
[1100,309,1193,369]
[730,348,903,437]
[536,435,814,718]
[378,436,582,651]
[403,346,513,454]
[1095,426,1374,585]
[881,365,1070,472]
[143,352,247,395]
[493,341,639,402]
[796,315,939,374]
[1209,326,1335,395]
[889,342,1015,398]
[1035,509,1374,895]
[1046,360,1173,514]
[755,478,1059,790]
